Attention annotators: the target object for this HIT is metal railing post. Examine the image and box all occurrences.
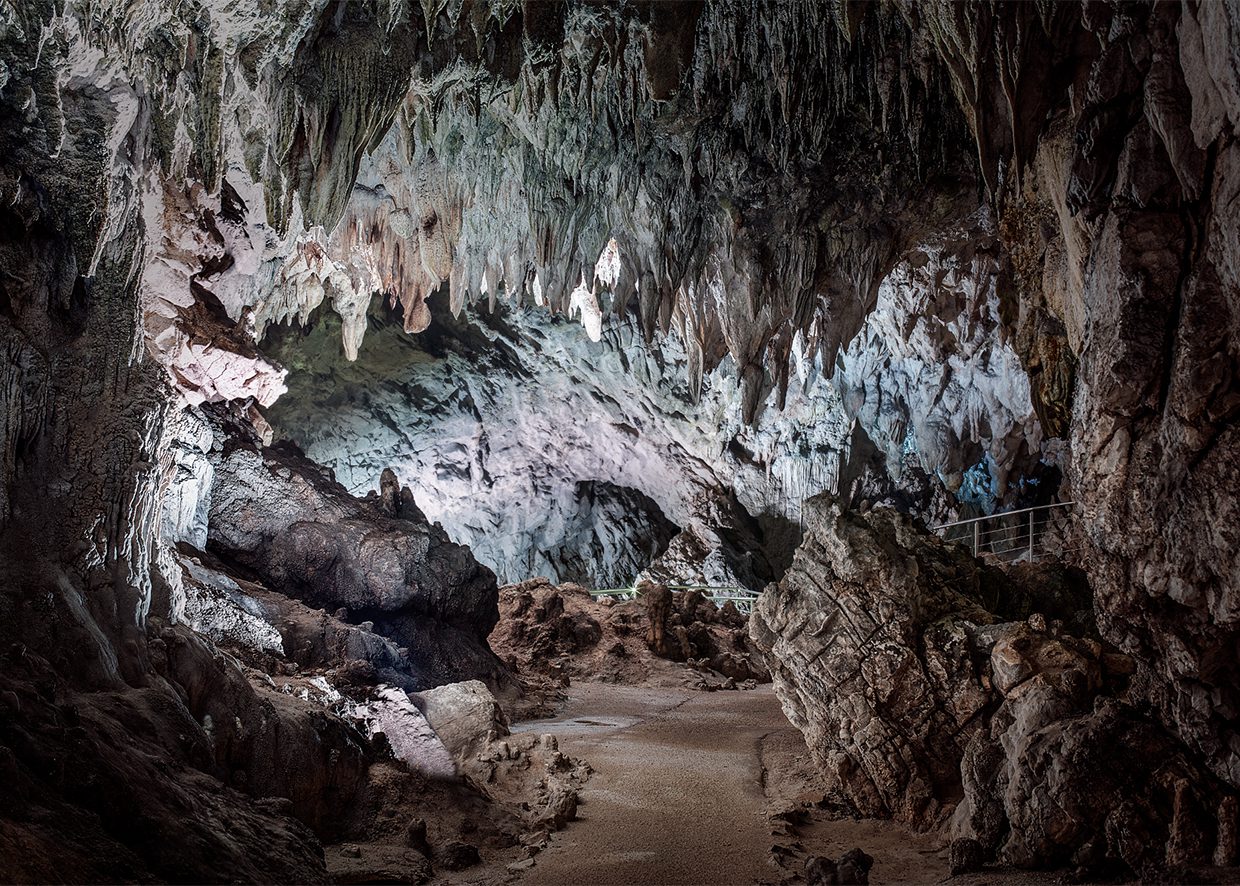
[930,502,1075,564]
[1028,509,1035,561]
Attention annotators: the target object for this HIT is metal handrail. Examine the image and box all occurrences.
[930,501,1076,531]
[933,501,1076,562]
[588,584,761,612]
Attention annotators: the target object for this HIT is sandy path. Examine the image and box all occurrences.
[512,683,783,886]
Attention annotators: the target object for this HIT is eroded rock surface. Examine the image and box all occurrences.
[751,497,1002,829]
[754,496,1232,875]
[491,578,769,717]
[204,409,504,689]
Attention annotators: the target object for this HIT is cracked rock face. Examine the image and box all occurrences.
[753,497,1229,874]
[751,497,1002,829]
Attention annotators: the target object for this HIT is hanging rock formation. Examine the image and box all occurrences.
[202,409,505,689]
[0,0,1238,880]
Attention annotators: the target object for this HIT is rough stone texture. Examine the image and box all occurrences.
[0,642,330,884]
[755,495,1233,874]
[266,268,1037,589]
[264,294,832,590]
[751,496,1000,828]
[346,686,458,780]
[490,577,768,716]
[1,0,1239,879]
[412,680,511,763]
[907,0,1240,797]
[170,547,285,654]
[644,583,676,660]
[205,409,504,689]
[247,583,423,694]
[835,209,1043,500]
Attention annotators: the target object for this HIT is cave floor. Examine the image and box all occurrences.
[496,682,953,885]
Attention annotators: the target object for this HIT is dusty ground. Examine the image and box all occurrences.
[516,684,780,885]
[443,681,954,886]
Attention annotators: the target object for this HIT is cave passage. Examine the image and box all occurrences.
[1,1,1238,884]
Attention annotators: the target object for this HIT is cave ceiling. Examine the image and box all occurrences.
[21,0,1000,418]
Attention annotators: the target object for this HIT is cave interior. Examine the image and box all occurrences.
[1,1,1239,883]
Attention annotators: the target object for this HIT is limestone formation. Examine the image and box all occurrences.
[1,0,1238,881]
[751,496,1002,829]
[754,495,1232,875]
[204,409,504,688]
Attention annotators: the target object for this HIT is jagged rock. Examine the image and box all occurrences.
[805,848,873,886]
[957,692,1229,875]
[346,686,457,780]
[756,494,1236,875]
[249,583,422,692]
[805,856,838,886]
[3,0,1240,881]
[0,644,331,884]
[167,548,285,655]
[950,838,984,876]
[264,296,799,591]
[751,496,999,828]
[836,848,874,885]
[205,411,504,689]
[644,582,677,660]
[412,680,510,763]
[491,577,769,712]
[538,787,580,830]
[435,840,481,871]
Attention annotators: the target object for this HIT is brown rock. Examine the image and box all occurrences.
[644,581,676,659]
[950,838,984,875]
[436,840,481,871]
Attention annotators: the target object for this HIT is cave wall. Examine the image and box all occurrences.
[926,0,1240,790]
[263,264,1038,589]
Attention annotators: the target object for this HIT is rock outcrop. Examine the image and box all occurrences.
[753,495,1231,875]
[490,578,768,715]
[751,497,1003,828]
[204,409,505,689]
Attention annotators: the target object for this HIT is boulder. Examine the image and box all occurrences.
[346,686,457,780]
[205,412,504,689]
[750,497,998,827]
[412,680,510,762]
[755,495,1236,875]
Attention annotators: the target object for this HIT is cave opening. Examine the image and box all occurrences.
[262,288,798,593]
